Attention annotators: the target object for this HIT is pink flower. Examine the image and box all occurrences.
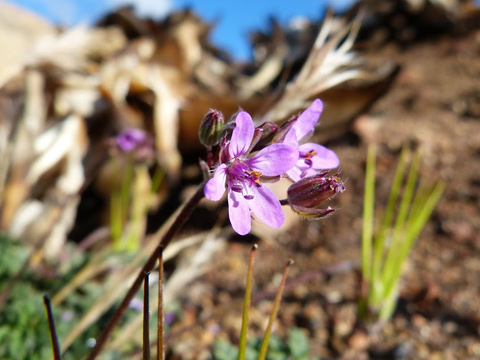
[284,99,340,182]
[204,111,297,235]
[116,129,149,152]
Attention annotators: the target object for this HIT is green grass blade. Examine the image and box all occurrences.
[381,182,443,307]
[404,182,444,255]
[378,147,410,240]
[381,150,421,291]
[371,148,409,304]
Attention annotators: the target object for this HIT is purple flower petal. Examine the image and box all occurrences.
[204,164,227,201]
[228,185,251,235]
[247,144,298,176]
[116,128,148,152]
[300,143,339,169]
[249,185,284,229]
[292,99,323,142]
[286,166,303,182]
[229,111,254,158]
[283,127,299,149]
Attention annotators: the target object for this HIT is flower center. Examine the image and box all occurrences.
[227,159,262,200]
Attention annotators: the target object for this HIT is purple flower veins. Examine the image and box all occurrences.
[284,99,340,181]
[204,111,297,235]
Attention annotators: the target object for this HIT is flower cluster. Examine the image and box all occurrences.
[201,99,344,235]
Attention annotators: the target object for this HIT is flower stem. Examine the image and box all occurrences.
[143,273,150,360]
[86,182,206,360]
[361,145,376,285]
[257,259,293,360]
[279,199,289,206]
[157,249,165,360]
[238,244,258,360]
[43,295,62,360]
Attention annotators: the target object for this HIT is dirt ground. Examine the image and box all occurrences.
[165,22,480,360]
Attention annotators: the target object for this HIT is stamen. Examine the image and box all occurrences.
[305,149,317,158]
[304,159,313,166]
[246,169,263,187]
[231,184,243,192]
[244,195,254,200]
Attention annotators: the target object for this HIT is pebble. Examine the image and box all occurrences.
[348,331,369,350]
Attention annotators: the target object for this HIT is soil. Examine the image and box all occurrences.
[165,23,480,360]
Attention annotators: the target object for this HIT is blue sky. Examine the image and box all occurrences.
[10,0,357,59]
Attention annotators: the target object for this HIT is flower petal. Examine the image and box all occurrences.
[228,185,251,235]
[248,143,298,176]
[300,143,339,169]
[283,127,299,149]
[286,166,303,182]
[249,185,284,229]
[292,99,323,142]
[229,111,254,158]
[204,164,227,201]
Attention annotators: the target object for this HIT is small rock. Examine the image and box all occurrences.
[348,331,369,350]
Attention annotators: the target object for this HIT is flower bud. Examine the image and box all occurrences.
[273,117,297,143]
[252,122,280,151]
[290,205,336,219]
[287,173,345,219]
[199,109,225,147]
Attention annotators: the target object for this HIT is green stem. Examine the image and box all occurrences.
[361,145,376,283]
[257,260,293,360]
[238,244,258,360]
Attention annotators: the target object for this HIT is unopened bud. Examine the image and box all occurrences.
[290,205,336,219]
[273,117,297,143]
[199,109,225,147]
[252,122,280,151]
[287,173,345,219]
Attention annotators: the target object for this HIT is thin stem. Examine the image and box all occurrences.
[157,249,165,360]
[238,244,258,360]
[143,273,150,360]
[279,199,289,206]
[43,295,62,360]
[86,182,206,360]
[257,259,293,360]
[361,145,376,282]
